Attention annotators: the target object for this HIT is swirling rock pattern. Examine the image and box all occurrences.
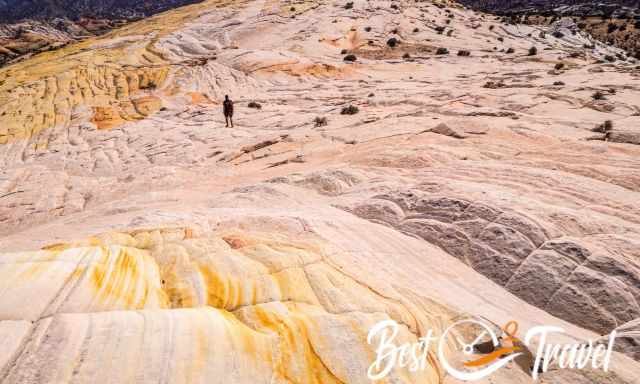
[1,0,640,382]
[348,190,640,335]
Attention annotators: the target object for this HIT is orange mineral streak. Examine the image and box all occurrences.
[187,92,214,106]
[91,105,126,130]
[221,231,325,258]
[252,305,343,384]
[222,234,254,250]
[41,243,72,252]
[198,264,245,310]
[90,246,168,309]
[17,251,60,279]
[162,265,195,308]
[218,309,261,359]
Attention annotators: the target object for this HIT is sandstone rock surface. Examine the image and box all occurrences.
[1,0,640,383]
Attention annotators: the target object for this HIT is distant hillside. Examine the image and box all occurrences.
[0,0,204,67]
[459,0,640,17]
[0,0,204,23]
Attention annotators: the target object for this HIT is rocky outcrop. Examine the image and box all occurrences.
[0,225,451,384]
[0,0,204,66]
[458,0,640,17]
[599,318,640,361]
[347,189,640,335]
[1,0,640,382]
[0,0,205,23]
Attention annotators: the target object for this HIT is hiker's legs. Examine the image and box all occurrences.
[225,115,229,127]
[230,115,234,128]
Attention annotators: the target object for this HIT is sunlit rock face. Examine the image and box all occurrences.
[1,0,640,383]
[0,0,205,67]
[0,224,450,384]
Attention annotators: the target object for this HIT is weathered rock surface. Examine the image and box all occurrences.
[599,318,640,361]
[348,189,640,335]
[1,0,640,383]
[0,1,205,67]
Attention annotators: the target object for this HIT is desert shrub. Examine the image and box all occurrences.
[344,2,353,9]
[343,54,357,62]
[364,26,372,32]
[341,49,348,54]
[604,55,616,62]
[528,46,538,56]
[592,120,613,132]
[592,91,606,100]
[403,52,411,59]
[607,23,618,33]
[436,47,449,55]
[248,101,262,109]
[290,6,296,11]
[314,116,328,127]
[552,31,564,38]
[497,37,504,42]
[457,50,471,56]
[539,31,547,38]
[341,105,359,115]
[554,62,565,70]
[489,25,495,31]
[387,37,399,47]
[506,47,515,54]
[435,26,446,34]
[483,81,506,89]
[447,30,453,36]
[413,27,420,33]
[390,3,398,10]
[391,28,398,34]
[553,81,565,86]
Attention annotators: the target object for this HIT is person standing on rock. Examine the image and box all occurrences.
[223,95,234,128]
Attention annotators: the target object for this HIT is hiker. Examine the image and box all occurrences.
[223,95,234,128]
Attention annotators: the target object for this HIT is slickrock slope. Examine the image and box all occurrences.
[1,0,640,383]
[0,0,205,66]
